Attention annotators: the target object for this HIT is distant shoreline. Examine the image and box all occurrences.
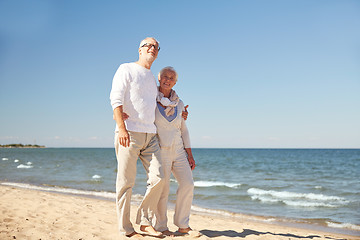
[0,144,45,148]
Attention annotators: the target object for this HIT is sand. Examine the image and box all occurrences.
[0,185,358,240]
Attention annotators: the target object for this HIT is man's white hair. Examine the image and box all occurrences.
[139,37,160,48]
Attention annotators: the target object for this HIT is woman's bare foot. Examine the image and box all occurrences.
[140,225,162,236]
[126,231,144,238]
[162,230,174,236]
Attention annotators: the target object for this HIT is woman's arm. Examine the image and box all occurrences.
[180,113,196,170]
[185,148,196,170]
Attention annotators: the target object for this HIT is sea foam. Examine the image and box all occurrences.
[326,221,360,231]
[194,180,241,188]
[1,182,115,199]
[17,164,33,169]
[247,188,348,208]
[191,205,235,217]
[92,175,102,181]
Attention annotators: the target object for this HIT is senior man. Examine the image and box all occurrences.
[110,37,164,238]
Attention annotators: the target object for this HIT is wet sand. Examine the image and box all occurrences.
[0,185,358,240]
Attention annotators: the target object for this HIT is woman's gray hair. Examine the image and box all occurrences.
[139,37,160,48]
[158,66,178,81]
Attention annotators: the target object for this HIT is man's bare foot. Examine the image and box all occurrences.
[140,225,162,236]
[126,231,144,238]
[177,227,202,237]
[161,230,174,236]
[178,227,192,233]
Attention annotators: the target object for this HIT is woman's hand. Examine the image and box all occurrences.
[122,112,129,120]
[113,112,129,120]
[182,105,189,120]
[188,156,196,170]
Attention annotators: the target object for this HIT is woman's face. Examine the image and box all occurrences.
[159,70,177,91]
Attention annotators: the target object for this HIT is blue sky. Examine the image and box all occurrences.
[0,0,359,148]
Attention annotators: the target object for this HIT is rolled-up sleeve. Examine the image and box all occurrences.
[110,64,129,110]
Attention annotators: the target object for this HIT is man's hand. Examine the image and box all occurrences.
[182,105,189,120]
[118,128,130,147]
[113,106,130,147]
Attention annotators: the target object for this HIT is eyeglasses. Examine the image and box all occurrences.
[141,43,160,51]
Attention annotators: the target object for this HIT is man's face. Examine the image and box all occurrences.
[139,38,159,62]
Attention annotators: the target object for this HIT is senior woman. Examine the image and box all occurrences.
[154,66,195,235]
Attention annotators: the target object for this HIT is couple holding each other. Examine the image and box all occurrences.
[110,37,195,238]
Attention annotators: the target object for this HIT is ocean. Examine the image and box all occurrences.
[1,148,359,236]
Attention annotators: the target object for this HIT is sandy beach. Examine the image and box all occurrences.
[0,185,358,240]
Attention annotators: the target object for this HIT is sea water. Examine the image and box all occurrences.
[1,148,359,235]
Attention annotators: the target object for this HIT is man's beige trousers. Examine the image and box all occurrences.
[114,131,164,235]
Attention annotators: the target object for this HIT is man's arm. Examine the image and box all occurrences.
[114,106,130,147]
